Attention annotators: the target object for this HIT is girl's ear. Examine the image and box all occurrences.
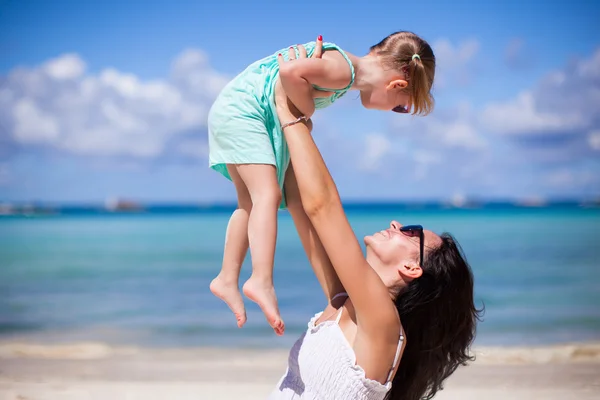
[386,79,408,91]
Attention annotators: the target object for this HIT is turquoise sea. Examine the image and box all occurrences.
[1,204,599,349]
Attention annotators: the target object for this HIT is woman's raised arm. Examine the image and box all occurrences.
[284,163,345,304]
[275,61,398,337]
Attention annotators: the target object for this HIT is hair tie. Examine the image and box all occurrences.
[412,54,421,61]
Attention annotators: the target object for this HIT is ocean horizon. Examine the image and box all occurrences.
[1,198,599,216]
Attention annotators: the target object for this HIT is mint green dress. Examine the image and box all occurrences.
[207,41,355,208]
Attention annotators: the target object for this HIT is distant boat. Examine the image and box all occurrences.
[442,194,482,209]
[0,203,15,215]
[451,193,467,208]
[0,203,58,216]
[515,197,547,207]
[104,198,144,212]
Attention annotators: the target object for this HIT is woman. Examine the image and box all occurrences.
[268,39,482,400]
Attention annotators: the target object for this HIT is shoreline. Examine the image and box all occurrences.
[1,340,600,364]
[1,341,599,399]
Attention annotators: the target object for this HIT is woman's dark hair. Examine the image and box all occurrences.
[387,233,484,400]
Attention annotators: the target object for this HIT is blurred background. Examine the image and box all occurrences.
[0,0,599,351]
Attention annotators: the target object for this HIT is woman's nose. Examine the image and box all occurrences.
[390,221,402,231]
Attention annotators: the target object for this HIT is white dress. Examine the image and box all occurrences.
[268,294,404,400]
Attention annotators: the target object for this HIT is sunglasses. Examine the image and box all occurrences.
[400,224,424,267]
[392,105,410,113]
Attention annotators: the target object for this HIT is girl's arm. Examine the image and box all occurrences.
[278,45,353,118]
[284,163,345,304]
[274,76,398,337]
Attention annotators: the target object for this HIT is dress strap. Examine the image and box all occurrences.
[331,292,348,324]
[334,306,344,324]
[385,326,405,384]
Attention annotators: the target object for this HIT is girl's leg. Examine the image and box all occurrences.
[233,163,285,336]
[209,167,252,328]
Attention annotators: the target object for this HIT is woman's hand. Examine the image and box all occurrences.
[274,80,302,126]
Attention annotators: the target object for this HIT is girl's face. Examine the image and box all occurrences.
[360,83,411,113]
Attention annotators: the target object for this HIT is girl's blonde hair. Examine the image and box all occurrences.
[370,31,436,116]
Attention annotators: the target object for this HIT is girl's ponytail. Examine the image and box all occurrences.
[409,52,434,116]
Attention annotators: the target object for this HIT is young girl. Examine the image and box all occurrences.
[208,32,436,335]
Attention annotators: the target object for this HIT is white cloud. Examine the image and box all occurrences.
[427,118,485,149]
[545,169,598,188]
[177,139,209,159]
[412,149,442,180]
[13,99,60,143]
[589,131,600,150]
[394,102,487,150]
[359,133,393,171]
[171,49,231,97]
[479,47,600,163]
[43,53,86,80]
[0,51,229,158]
[490,48,599,134]
[577,48,600,79]
[413,149,441,165]
[545,170,574,187]
[357,130,445,181]
[358,135,443,179]
[434,38,479,70]
[480,91,585,136]
[432,38,480,87]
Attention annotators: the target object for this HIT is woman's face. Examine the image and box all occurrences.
[364,221,442,287]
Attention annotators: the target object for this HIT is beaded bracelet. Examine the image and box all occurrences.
[281,115,308,130]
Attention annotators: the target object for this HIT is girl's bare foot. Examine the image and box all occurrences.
[243,276,284,336]
[210,275,247,328]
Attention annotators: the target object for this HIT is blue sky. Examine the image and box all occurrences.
[0,0,599,203]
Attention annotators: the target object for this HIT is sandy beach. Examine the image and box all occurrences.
[0,341,599,400]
